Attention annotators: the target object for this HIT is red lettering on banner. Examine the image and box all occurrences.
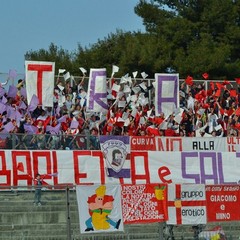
[73,151,90,184]
[12,151,32,186]
[158,166,172,184]
[27,64,53,104]
[32,151,52,183]
[131,152,150,184]
[0,151,11,186]
[51,151,59,186]
[92,151,105,184]
[157,137,182,151]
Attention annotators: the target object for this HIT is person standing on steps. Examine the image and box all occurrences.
[34,173,44,206]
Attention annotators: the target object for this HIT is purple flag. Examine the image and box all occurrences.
[28,94,39,112]
[0,102,6,114]
[24,124,38,134]
[7,107,16,120]
[55,105,60,116]
[47,123,61,134]
[70,119,79,129]
[47,172,58,177]
[15,110,23,122]
[0,88,6,97]
[9,69,17,79]
[7,85,18,98]
[58,115,67,123]
[2,96,7,104]
[20,88,27,98]
[18,101,27,110]
[4,121,15,132]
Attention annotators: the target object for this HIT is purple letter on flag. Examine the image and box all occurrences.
[155,73,179,116]
[86,68,108,113]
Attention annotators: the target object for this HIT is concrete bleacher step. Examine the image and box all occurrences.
[0,191,239,240]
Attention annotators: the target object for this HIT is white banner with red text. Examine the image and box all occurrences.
[75,183,240,227]
[130,136,240,152]
[0,150,239,187]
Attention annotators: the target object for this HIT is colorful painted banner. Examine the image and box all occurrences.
[100,136,130,178]
[0,150,240,186]
[86,68,108,113]
[155,73,179,116]
[206,185,240,222]
[25,61,55,107]
[76,184,123,233]
[167,184,207,225]
[122,184,168,224]
[131,136,240,152]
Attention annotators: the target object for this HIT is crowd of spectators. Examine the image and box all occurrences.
[0,73,240,150]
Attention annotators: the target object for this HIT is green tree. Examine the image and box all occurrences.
[134,0,240,79]
[25,43,76,74]
[25,0,240,79]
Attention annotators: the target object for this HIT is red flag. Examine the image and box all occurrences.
[202,72,209,79]
[214,89,221,97]
[235,78,240,84]
[185,75,193,86]
[223,80,230,86]
[215,82,223,89]
[235,108,240,116]
[210,81,215,90]
[230,89,237,97]
[17,162,24,172]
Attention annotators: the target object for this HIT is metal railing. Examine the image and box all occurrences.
[0,133,100,150]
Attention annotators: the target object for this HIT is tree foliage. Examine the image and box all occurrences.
[25,0,240,79]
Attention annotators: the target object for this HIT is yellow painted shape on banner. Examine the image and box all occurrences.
[92,212,110,230]
[154,186,166,200]
[174,199,182,208]
[211,233,220,240]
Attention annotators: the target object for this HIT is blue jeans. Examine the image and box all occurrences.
[34,189,41,203]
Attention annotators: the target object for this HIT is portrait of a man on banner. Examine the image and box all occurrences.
[100,136,131,178]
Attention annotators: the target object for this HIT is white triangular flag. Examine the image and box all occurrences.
[57,84,65,91]
[123,85,131,93]
[58,69,66,74]
[132,71,138,79]
[147,109,152,117]
[63,72,70,81]
[112,83,121,92]
[139,82,147,90]
[111,65,119,78]
[141,72,148,79]
[124,118,130,127]
[79,67,87,75]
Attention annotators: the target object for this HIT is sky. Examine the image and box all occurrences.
[0,0,145,75]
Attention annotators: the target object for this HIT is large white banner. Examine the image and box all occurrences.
[0,150,239,187]
[131,136,240,152]
[76,184,123,233]
[155,73,179,116]
[25,61,55,107]
[86,68,108,113]
[167,184,207,225]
